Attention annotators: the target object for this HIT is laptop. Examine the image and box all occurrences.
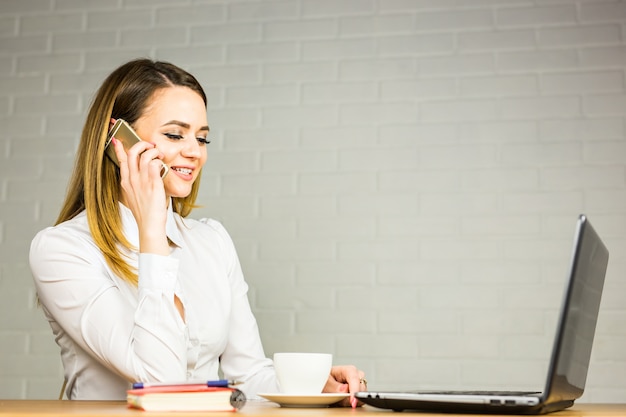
[356,214,609,414]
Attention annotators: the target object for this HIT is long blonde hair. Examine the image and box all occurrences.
[56,59,207,285]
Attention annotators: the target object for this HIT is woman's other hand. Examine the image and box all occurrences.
[323,365,367,408]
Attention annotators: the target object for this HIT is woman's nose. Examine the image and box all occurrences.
[182,137,202,158]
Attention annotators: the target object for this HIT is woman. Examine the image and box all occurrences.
[29,58,366,405]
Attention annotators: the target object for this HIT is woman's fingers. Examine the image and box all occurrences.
[125,142,159,174]
[324,365,367,408]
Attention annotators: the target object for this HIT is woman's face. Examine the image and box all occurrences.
[132,86,209,199]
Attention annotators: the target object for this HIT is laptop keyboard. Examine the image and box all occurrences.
[414,390,541,396]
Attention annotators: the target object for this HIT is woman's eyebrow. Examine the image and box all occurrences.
[162,120,210,131]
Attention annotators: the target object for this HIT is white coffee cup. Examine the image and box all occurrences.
[273,352,332,394]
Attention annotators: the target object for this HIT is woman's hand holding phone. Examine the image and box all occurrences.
[109,121,170,257]
[106,119,169,178]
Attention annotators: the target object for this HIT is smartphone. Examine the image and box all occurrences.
[105,119,169,178]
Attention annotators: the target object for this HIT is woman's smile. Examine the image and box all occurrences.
[170,165,195,180]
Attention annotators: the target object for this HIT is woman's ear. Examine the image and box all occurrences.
[109,118,116,131]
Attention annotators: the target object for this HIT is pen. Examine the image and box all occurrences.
[132,379,242,389]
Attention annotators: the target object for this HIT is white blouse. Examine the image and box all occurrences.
[29,203,278,400]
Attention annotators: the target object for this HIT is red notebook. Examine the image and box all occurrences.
[127,384,246,412]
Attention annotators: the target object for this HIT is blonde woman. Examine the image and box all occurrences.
[30,59,365,404]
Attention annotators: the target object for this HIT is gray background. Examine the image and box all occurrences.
[1,0,625,402]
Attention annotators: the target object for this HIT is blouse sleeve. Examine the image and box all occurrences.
[200,219,279,396]
[29,223,188,383]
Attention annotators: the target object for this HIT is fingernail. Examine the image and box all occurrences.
[351,397,357,408]
[111,138,118,145]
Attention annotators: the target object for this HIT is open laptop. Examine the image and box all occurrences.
[356,214,609,414]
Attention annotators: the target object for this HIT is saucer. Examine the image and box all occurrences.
[257,393,349,408]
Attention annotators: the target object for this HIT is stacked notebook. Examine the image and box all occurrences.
[127,384,246,412]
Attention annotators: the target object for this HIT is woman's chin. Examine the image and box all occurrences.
[165,186,193,199]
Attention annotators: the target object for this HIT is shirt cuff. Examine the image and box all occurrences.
[137,253,180,293]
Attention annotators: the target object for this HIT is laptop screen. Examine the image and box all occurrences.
[544,215,609,401]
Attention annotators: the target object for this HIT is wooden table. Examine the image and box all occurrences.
[0,400,624,417]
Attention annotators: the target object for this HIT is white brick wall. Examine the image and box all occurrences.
[1,0,625,402]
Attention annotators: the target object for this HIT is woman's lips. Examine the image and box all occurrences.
[171,166,194,180]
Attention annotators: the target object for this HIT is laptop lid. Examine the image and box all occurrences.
[541,214,608,405]
[356,214,609,414]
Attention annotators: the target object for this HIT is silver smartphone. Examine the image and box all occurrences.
[105,119,169,178]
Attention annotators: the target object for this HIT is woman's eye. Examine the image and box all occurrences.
[197,137,211,145]
[164,133,183,140]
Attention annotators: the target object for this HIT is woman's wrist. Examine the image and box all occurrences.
[139,231,170,256]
